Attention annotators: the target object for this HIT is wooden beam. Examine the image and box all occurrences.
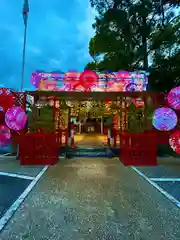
[25,91,158,101]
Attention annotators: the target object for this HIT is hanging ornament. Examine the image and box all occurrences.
[169,130,180,154]
[167,86,180,110]
[126,83,138,92]
[79,70,99,90]
[152,107,178,131]
[0,88,15,110]
[5,106,27,131]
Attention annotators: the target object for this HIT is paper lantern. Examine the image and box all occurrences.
[5,106,27,131]
[167,86,180,110]
[0,88,15,110]
[152,107,178,131]
[79,70,99,89]
[116,70,131,80]
[169,130,180,154]
[0,125,11,141]
[64,71,81,89]
[126,83,138,92]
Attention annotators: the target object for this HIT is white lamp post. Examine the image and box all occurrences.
[20,0,29,92]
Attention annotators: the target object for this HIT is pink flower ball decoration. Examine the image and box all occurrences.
[169,130,180,154]
[167,86,180,110]
[152,107,178,131]
[5,106,27,131]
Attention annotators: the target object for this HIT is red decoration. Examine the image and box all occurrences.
[0,88,15,111]
[169,130,180,154]
[133,98,144,107]
[64,72,80,90]
[79,70,99,90]
[116,71,131,80]
[167,86,180,110]
[105,99,111,104]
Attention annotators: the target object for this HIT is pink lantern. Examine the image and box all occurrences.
[167,86,180,110]
[0,88,15,111]
[5,106,27,131]
[152,107,178,131]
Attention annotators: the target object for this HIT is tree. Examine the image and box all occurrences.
[86,0,180,91]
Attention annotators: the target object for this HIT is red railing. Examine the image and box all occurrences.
[19,129,69,165]
[19,132,59,165]
[119,132,157,166]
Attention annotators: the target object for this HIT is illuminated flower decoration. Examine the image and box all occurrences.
[5,106,27,131]
[169,130,180,154]
[64,71,81,90]
[152,107,178,131]
[116,70,131,81]
[167,86,180,110]
[126,83,138,92]
[66,101,79,107]
[0,88,15,110]
[79,70,99,90]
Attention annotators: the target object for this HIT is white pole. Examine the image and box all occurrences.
[21,0,29,92]
[20,23,28,92]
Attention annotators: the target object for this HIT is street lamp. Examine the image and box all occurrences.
[20,0,29,92]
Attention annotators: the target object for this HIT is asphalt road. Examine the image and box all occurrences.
[1,158,180,240]
[0,175,31,219]
[134,157,180,207]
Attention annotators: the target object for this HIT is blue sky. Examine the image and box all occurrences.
[0,0,95,90]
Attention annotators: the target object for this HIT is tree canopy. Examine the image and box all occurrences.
[85,0,180,92]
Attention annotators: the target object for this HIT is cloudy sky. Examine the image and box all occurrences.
[0,0,95,90]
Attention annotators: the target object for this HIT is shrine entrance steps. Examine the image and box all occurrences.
[66,146,112,159]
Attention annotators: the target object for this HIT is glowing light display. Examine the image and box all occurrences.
[169,130,180,154]
[31,70,148,92]
[133,98,144,108]
[152,107,178,131]
[5,107,27,131]
[167,86,180,110]
[126,83,138,92]
[0,88,14,110]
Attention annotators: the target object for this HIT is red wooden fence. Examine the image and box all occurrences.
[119,132,157,166]
[19,133,60,165]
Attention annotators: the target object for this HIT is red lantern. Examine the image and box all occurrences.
[79,70,99,90]
[169,130,180,154]
[0,88,15,111]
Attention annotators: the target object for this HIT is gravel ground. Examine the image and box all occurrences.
[1,158,180,240]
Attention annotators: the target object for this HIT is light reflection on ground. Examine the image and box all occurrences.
[77,162,107,178]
